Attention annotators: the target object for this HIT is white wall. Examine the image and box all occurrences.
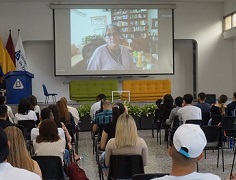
[224,0,236,91]
[0,1,234,102]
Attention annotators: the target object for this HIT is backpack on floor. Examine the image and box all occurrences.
[68,162,89,180]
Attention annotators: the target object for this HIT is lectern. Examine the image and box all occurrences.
[4,71,34,104]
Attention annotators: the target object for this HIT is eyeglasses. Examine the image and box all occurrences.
[106,32,119,37]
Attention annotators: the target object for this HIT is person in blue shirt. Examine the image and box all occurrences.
[195,92,211,113]
[227,92,236,116]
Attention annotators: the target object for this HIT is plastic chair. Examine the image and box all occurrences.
[152,109,164,144]
[185,119,203,127]
[132,173,169,180]
[17,120,36,140]
[18,120,36,155]
[32,156,65,180]
[108,155,144,180]
[202,112,211,126]
[42,84,57,104]
[202,126,224,171]
[167,116,180,148]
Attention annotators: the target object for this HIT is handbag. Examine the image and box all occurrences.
[68,162,89,180]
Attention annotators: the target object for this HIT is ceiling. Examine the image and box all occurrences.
[0,0,226,2]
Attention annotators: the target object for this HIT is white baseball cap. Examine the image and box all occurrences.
[173,124,207,158]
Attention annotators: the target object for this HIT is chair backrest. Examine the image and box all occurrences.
[42,84,49,96]
[64,123,75,143]
[221,116,236,137]
[16,125,26,139]
[172,116,180,130]
[108,155,144,180]
[18,120,36,140]
[132,173,169,180]
[211,115,222,125]
[32,156,65,180]
[205,94,216,105]
[202,126,221,147]
[185,119,203,126]
[202,112,211,126]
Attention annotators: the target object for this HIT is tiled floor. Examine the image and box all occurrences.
[77,129,235,180]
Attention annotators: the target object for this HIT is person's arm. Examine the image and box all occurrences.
[92,124,97,133]
[166,109,174,125]
[100,130,108,150]
[140,138,148,166]
[105,139,113,167]
[33,160,42,179]
[7,106,15,123]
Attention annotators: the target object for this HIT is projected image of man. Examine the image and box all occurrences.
[87,24,135,71]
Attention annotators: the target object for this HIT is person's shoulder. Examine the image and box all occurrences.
[6,164,41,180]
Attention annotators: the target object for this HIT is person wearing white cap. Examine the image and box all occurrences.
[151,124,220,180]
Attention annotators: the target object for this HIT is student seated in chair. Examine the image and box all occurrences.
[151,124,220,180]
[104,113,148,176]
[0,126,41,180]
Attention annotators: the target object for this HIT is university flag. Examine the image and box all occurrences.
[15,32,27,71]
[0,37,14,74]
[6,30,16,67]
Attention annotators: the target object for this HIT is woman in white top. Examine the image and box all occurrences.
[30,107,65,141]
[14,98,37,124]
[28,95,41,117]
[33,119,66,162]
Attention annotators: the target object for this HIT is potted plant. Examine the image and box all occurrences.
[78,104,92,131]
[140,103,158,130]
[125,102,142,130]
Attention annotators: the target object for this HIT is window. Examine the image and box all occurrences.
[224,11,236,31]
[224,16,231,30]
[233,13,236,28]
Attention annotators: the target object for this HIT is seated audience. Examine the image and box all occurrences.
[194,92,211,113]
[0,105,14,129]
[177,94,201,124]
[151,124,220,180]
[28,95,41,118]
[33,119,66,162]
[227,92,236,116]
[210,94,228,117]
[105,113,148,168]
[0,95,14,123]
[60,97,80,125]
[92,100,113,133]
[4,126,42,178]
[48,104,81,161]
[0,126,41,180]
[56,100,76,132]
[100,102,126,150]
[31,107,65,141]
[90,94,106,121]
[166,96,183,128]
[156,94,174,141]
[14,98,37,124]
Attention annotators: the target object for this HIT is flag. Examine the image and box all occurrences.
[6,31,16,67]
[15,32,27,71]
[0,37,15,74]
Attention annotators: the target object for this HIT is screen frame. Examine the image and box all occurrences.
[53,5,175,77]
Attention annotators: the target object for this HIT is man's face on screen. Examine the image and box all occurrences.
[105,28,120,49]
